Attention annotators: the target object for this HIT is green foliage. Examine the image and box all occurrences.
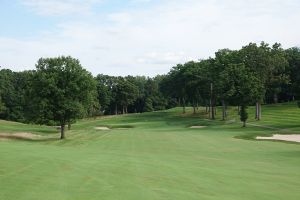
[0,96,5,114]
[0,69,33,122]
[30,56,97,138]
[143,98,153,112]
[285,47,300,99]
[0,41,299,123]
[240,105,248,127]
[220,63,263,106]
[113,78,139,112]
[94,75,168,114]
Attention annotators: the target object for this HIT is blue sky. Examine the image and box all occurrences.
[1,0,300,76]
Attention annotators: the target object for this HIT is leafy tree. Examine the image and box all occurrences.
[145,76,167,111]
[213,49,242,120]
[144,98,153,112]
[30,56,97,139]
[162,64,188,113]
[285,47,300,101]
[114,78,138,114]
[265,43,289,103]
[220,63,262,127]
[0,69,32,122]
[240,105,248,127]
[95,74,113,114]
[126,76,147,113]
[183,61,201,114]
[240,42,270,120]
[0,96,5,114]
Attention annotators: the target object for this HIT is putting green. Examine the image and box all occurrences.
[0,103,299,200]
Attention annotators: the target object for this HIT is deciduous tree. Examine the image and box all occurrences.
[31,56,97,139]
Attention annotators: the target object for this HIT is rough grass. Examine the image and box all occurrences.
[0,102,299,200]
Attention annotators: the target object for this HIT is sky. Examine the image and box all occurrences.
[0,0,300,76]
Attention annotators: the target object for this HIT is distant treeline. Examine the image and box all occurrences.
[1,42,300,125]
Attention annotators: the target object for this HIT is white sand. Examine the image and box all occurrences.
[190,126,206,129]
[256,134,300,143]
[95,127,110,130]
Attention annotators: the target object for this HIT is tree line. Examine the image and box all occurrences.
[161,42,300,126]
[0,42,300,138]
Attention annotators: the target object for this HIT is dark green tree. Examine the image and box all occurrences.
[285,47,300,101]
[240,105,248,127]
[114,78,138,114]
[30,56,97,139]
[95,74,113,114]
[221,63,262,127]
[266,43,289,104]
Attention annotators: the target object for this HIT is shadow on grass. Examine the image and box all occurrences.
[0,134,61,142]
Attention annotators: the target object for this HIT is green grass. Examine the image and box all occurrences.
[0,102,299,200]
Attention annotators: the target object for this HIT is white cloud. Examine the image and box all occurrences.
[108,12,133,25]
[137,52,188,65]
[21,0,101,16]
[1,0,300,76]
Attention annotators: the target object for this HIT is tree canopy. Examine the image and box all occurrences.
[0,42,299,131]
[29,56,97,139]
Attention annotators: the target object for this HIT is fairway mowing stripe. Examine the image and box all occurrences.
[247,123,280,130]
[96,132,111,140]
[75,132,112,148]
[245,123,300,135]
[0,160,47,178]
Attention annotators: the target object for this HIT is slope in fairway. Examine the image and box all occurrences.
[0,103,300,200]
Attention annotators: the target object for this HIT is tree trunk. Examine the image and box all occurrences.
[256,102,262,120]
[182,98,186,114]
[60,124,65,139]
[122,106,125,114]
[211,99,215,120]
[125,106,128,114]
[258,103,262,120]
[222,100,226,121]
[255,102,261,120]
[210,83,215,119]
[193,106,196,114]
[273,93,278,104]
[243,121,246,127]
[115,104,118,115]
[255,102,258,120]
[237,106,240,115]
[68,122,71,130]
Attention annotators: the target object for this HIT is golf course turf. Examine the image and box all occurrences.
[0,103,299,200]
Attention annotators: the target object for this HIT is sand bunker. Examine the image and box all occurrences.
[190,126,207,129]
[0,132,42,140]
[256,134,300,143]
[95,127,110,130]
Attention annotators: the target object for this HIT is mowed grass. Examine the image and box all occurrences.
[0,103,299,200]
